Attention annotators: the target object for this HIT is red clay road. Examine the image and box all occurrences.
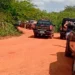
[0,27,73,75]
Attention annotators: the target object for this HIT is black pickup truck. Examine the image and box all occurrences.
[32,20,54,38]
[60,18,75,39]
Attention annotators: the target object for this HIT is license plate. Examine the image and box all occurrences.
[40,31,44,34]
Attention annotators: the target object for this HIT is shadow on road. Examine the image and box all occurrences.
[53,45,66,48]
[28,35,50,39]
[49,52,73,75]
[28,35,34,38]
[53,37,60,39]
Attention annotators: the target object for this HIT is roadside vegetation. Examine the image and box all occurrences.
[0,0,75,36]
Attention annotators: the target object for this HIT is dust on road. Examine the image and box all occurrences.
[0,27,73,75]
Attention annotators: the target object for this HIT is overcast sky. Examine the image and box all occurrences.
[31,0,75,12]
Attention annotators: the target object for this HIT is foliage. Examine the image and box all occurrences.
[0,22,20,36]
[0,0,75,37]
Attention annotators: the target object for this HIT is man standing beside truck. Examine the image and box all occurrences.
[64,21,74,39]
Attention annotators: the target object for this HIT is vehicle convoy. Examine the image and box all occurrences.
[32,19,54,38]
[14,21,25,28]
[26,20,37,29]
[65,24,75,75]
[60,18,75,39]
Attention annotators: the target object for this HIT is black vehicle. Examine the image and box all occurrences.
[26,20,37,29]
[60,18,75,39]
[33,20,54,38]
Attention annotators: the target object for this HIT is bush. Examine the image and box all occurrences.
[0,22,21,36]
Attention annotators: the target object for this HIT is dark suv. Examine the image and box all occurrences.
[60,18,75,39]
[32,20,54,38]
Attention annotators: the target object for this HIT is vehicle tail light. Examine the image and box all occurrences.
[50,25,53,30]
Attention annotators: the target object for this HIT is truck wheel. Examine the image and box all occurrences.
[34,33,37,38]
[60,34,63,39]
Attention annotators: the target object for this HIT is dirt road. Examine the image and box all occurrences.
[0,27,73,75]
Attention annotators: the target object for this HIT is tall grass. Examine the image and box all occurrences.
[0,22,21,36]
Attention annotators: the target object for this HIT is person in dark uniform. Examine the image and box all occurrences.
[65,21,74,39]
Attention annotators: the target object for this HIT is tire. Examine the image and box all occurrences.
[65,39,72,57]
[60,32,66,39]
[34,34,37,37]
[60,34,63,39]
[34,32,38,38]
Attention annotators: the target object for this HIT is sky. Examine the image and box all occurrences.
[31,0,75,12]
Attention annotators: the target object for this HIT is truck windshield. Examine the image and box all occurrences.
[37,20,52,26]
